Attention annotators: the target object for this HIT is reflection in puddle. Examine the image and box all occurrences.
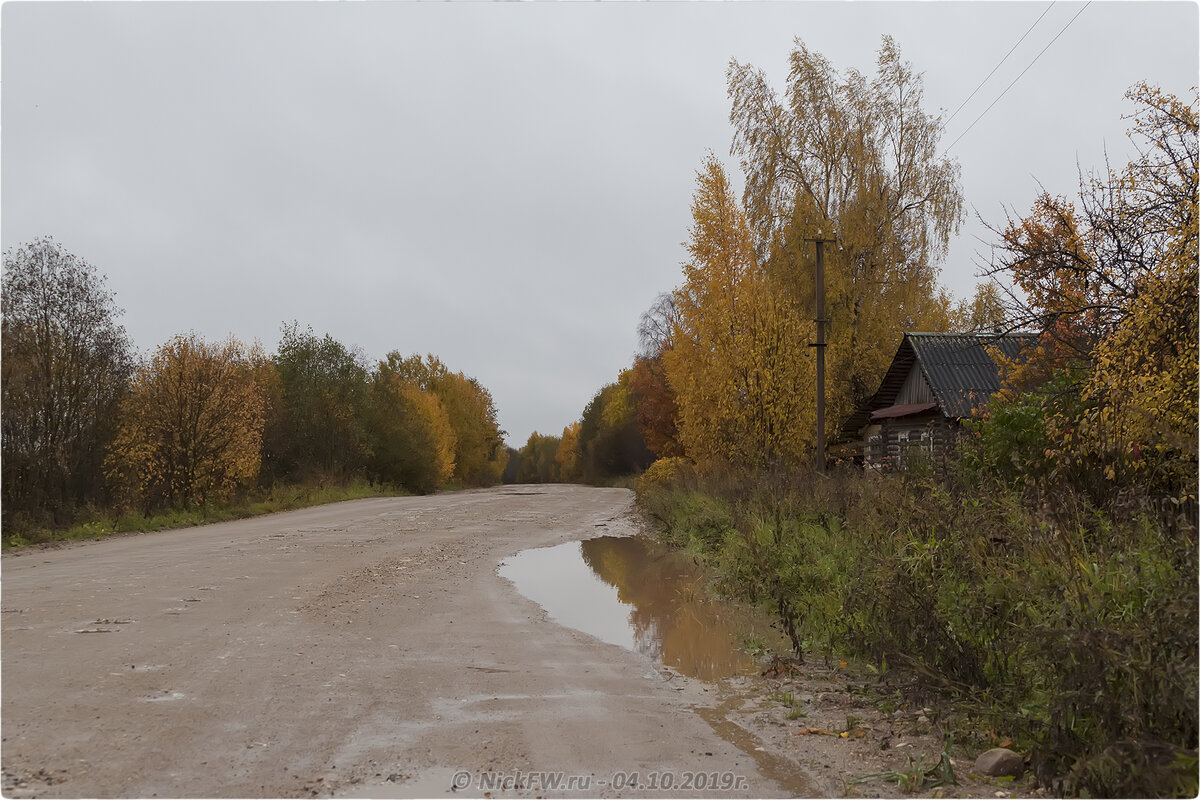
[500,536,785,681]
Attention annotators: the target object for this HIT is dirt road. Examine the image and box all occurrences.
[1,485,816,798]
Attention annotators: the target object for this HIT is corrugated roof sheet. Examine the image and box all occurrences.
[838,332,1037,438]
[908,332,1034,419]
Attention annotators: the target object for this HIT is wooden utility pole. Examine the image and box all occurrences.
[806,237,836,474]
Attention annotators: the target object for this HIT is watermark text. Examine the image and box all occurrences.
[451,769,749,793]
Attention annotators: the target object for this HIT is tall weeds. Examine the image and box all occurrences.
[2,478,397,549]
[637,458,1198,797]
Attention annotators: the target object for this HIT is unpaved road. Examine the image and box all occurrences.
[2,485,816,798]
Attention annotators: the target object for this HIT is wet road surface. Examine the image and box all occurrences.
[2,485,815,798]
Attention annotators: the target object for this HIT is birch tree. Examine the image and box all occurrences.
[365,369,456,493]
[728,36,964,434]
[378,353,506,486]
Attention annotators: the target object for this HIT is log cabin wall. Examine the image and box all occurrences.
[867,414,961,471]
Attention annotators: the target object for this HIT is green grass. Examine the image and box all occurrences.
[741,631,768,657]
[852,739,959,794]
[636,462,1199,798]
[2,480,405,549]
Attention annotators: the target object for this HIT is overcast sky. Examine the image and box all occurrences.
[3,1,1196,447]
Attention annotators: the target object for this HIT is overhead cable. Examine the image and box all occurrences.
[946,1,1092,154]
[944,1,1057,128]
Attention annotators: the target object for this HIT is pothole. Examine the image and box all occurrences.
[499,536,786,681]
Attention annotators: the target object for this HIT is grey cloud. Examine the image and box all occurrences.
[4,1,1195,446]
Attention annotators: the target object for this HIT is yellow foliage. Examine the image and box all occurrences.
[956,282,1008,333]
[990,84,1197,496]
[106,334,265,509]
[516,430,562,483]
[729,37,965,431]
[665,156,816,470]
[1082,87,1198,461]
[556,422,581,481]
[636,456,693,496]
[402,384,457,487]
[600,372,636,432]
[377,352,505,486]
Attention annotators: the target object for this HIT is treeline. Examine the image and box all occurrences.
[506,371,654,485]
[632,32,1196,799]
[522,36,994,486]
[2,237,506,536]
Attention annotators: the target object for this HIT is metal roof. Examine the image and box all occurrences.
[839,332,1037,437]
[909,332,1034,418]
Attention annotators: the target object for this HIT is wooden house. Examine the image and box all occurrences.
[839,332,1036,470]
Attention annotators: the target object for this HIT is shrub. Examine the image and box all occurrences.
[639,458,1198,796]
[636,456,692,496]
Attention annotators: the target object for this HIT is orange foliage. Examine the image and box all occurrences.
[628,354,680,458]
[107,334,265,510]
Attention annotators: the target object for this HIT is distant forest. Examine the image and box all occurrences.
[2,236,507,537]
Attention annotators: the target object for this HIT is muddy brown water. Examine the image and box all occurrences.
[499,535,788,682]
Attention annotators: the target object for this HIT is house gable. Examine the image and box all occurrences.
[837,331,1037,465]
[896,362,936,405]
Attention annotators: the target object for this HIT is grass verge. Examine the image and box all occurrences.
[636,460,1198,798]
[2,479,405,550]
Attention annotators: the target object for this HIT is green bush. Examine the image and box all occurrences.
[962,389,1052,484]
[638,459,1198,797]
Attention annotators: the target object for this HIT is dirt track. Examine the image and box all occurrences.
[1,485,816,798]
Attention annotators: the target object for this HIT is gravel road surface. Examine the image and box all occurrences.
[2,485,815,798]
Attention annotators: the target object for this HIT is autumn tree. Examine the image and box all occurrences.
[727,36,964,436]
[378,353,506,486]
[106,334,265,510]
[248,343,286,486]
[1,238,134,527]
[578,372,653,481]
[984,194,1104,396]
[628,354,680,459]
[987,84,1198,495]
[955,281,1008,334]
[516,431,563,484]
[663,156,814,470]
[267,323,370,482]
[364,368,455,493]
[628,294,683,459]
[636,292,679,358]
[555,422,582,482]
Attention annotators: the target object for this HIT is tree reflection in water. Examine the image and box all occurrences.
[579,536,783,681]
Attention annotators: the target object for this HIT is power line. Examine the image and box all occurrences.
[946,1,1092,154]
[944,1,1056,128]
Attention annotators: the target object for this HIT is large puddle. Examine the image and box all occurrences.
[499,536,786,681]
